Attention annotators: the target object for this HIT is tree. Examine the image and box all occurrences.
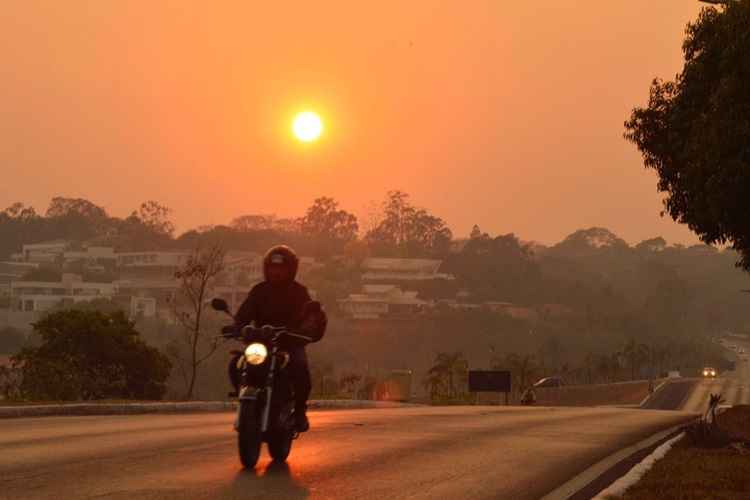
[444,231,539,303]
[422,370,445,401]
[0,203,43,260]
[624,3,750,271]
[299,197,359,257]
[622,339,650,381]
[169,242,226,399]
[635,237,667,253]
[339,372,362,398]
[596,354,613,383]
[2,202,37,220]
[0,327,26,355]
[43,197,111,243]
[11,310,171,400]
[134,201,175,237]
[426,351,468,398]
[365,191,452,258]
[549,227,629,259]
[45,197,107,219]
[230,214,276,232]
[582,352,595,385]
[496,353,538,393]
[469,224,484,240]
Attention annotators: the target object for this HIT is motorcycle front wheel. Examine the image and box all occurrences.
[237,401,262,468]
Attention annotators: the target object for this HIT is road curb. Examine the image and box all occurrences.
[539,419,696,500]
[0,399,419,419]
[591,432,685,499]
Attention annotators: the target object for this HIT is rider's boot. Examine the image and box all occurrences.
[294,404,310,432]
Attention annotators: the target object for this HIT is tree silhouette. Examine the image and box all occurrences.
[168,242,225,400]
[426,351,468,398]
[624,3,750,271]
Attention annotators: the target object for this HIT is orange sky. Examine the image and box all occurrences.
[1,1,706,245]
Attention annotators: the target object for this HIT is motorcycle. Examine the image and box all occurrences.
[211,297,316,468]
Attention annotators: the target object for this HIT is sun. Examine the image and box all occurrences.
[292,111,323,142]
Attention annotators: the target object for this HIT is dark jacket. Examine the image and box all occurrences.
[235,281,324,347]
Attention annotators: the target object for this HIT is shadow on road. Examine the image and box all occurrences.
[224,461,310,499]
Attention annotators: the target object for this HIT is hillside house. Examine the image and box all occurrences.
[338,284,429,319]
[361,258,454,282]
[10,274,115,312]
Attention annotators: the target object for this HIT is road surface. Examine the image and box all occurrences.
[645,338,750,412]
[0,406,695,500]
[691,338,750,410]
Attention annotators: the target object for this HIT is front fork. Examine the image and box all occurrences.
[260,346,279,433]
[234,346,279,434]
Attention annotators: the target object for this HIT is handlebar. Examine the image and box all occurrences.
[219,324,314,344]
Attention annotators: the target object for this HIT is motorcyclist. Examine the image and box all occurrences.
[232,245,327,432]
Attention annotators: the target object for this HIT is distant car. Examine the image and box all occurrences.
[702,367,717,378]
[738,348,745,354]
[533,376,564,388]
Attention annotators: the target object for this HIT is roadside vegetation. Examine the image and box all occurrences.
[1,310,170,401]
[615,405,750,500]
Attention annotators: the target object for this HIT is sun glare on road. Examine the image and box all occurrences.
[292,111,323,142]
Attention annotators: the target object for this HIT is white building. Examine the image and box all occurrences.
[0,261,39,284]
[21,241,69,264]
[116,251,190,283]
[298,256,322,279]
[222,251,264,285]
[10,274,115,312]
[116,250,190,269]
[63,246,116,272]
[113,278,179,300]
[130,296,157,319]
[338,284,429,320]
[361,258,453,282]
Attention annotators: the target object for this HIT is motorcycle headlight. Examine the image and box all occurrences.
[244,343,268,365]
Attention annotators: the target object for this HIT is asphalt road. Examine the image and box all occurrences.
[682,337,750,412]
[0,406,696,500]
[645,338,750,412]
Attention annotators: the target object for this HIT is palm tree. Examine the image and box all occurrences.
[583,352,595,385]
[428,352,468,398]
[622,339,650,380]
[339,373,362,399]
[422,370,444,400]
[504,353,538,394]
[596,354,611,383]
[651,345,669,378]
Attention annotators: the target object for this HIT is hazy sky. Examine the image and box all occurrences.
[1,1,706,245]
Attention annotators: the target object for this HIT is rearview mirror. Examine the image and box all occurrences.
[211,298,230,313]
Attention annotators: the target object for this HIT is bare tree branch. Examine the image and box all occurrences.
[171,242,226,399]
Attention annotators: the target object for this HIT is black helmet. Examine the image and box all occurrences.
[263,245,299,282]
